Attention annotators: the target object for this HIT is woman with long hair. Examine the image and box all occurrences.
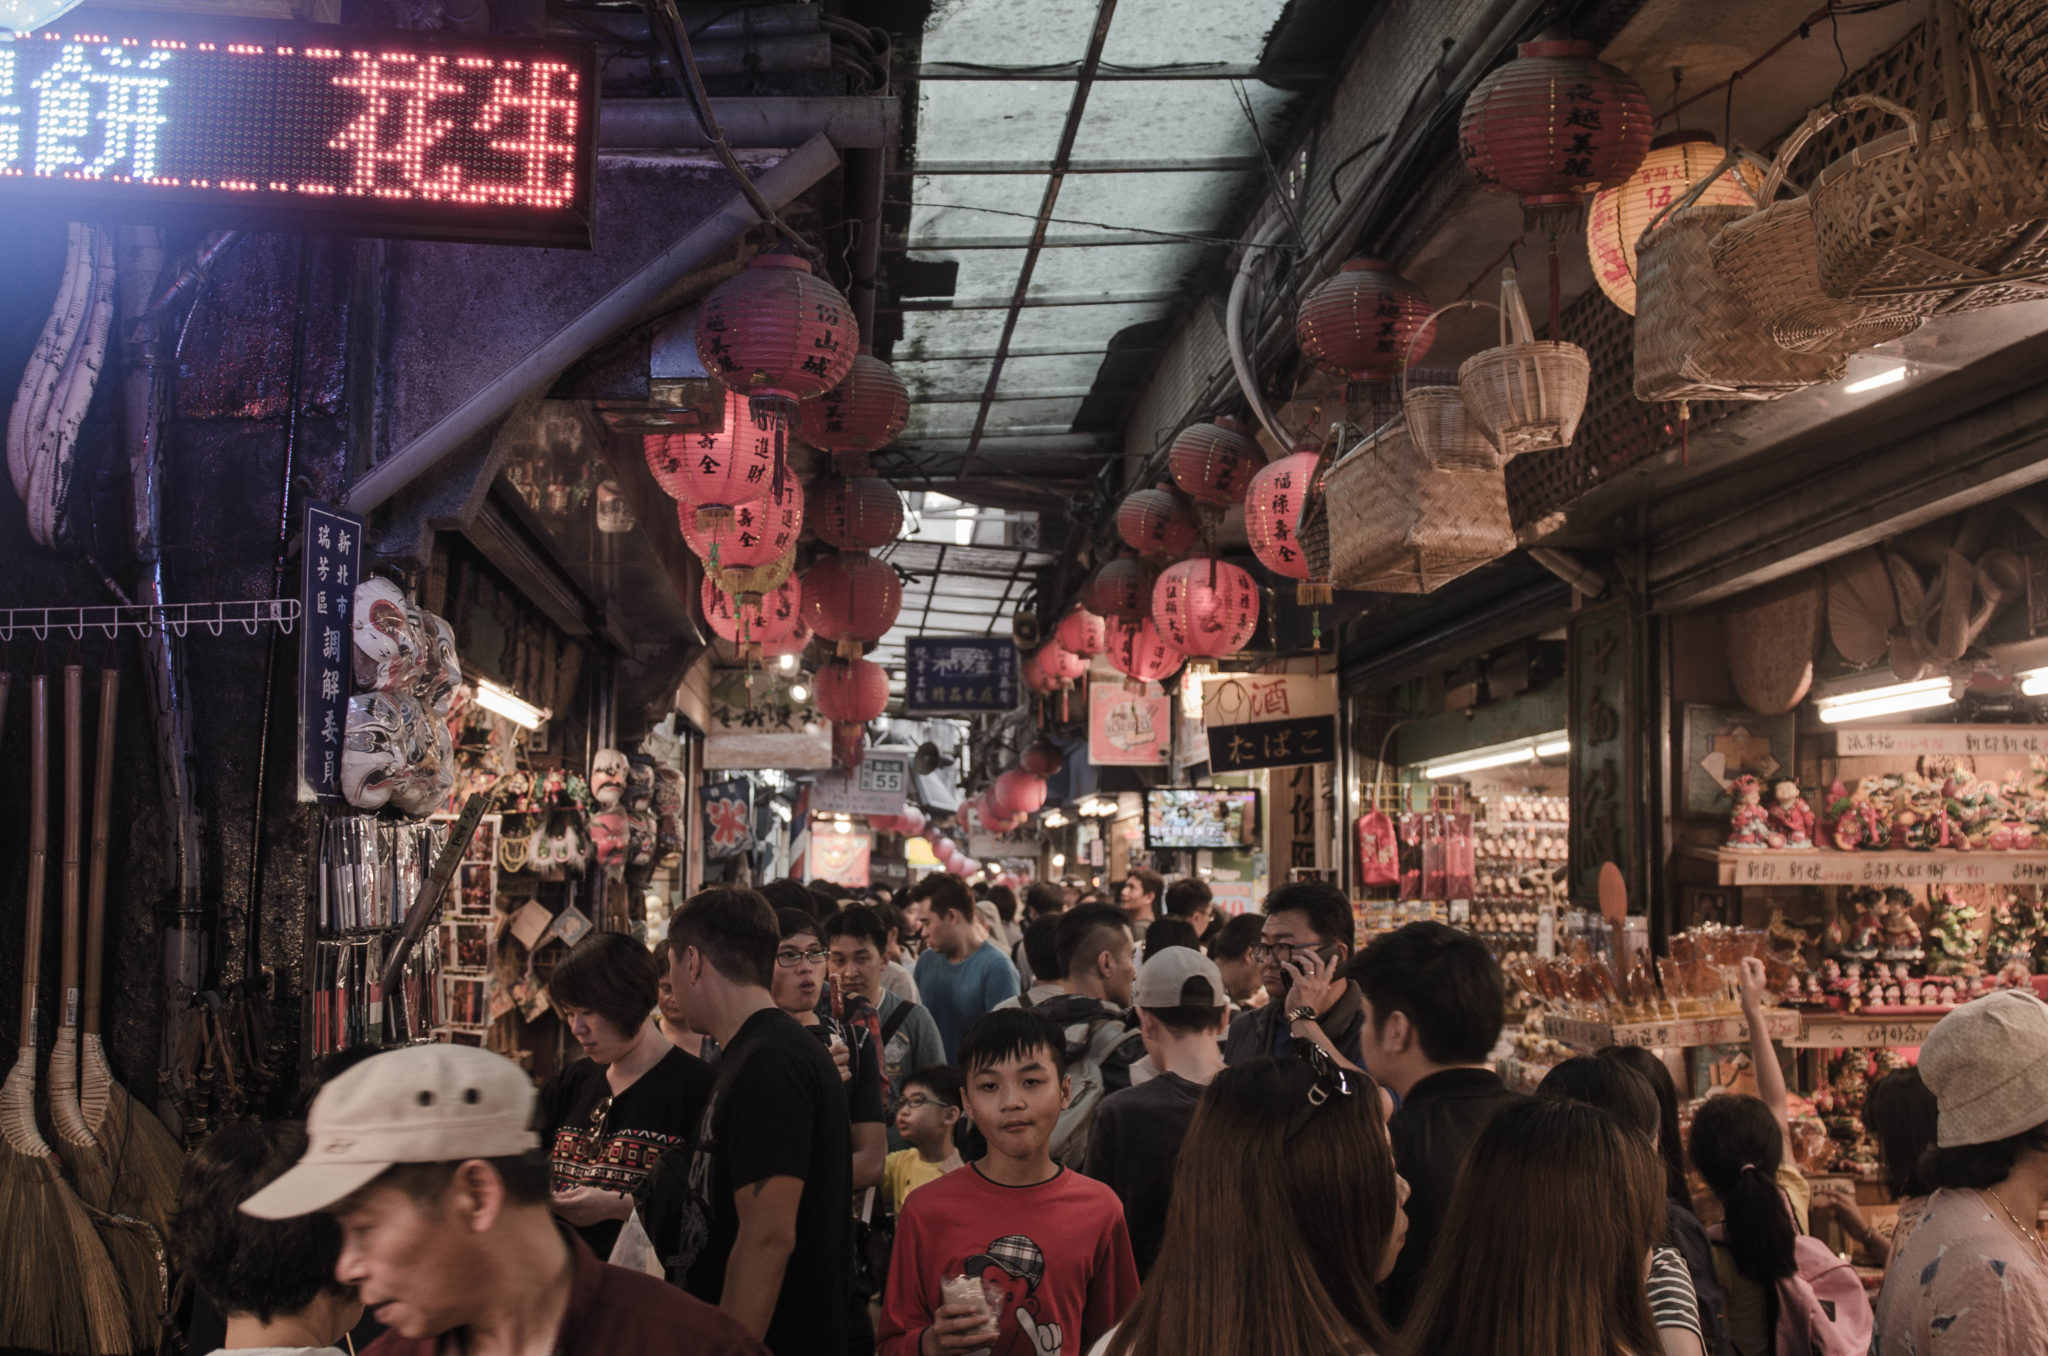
[1093,1051,1407,1356]
[1688,1095,1802,1356]
[1397,1097,1665,1356]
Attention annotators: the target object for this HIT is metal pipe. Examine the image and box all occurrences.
[345,132,841,516]
[849,143,886,340]
[597,95,898,150]
[551,18,832,72]
[1225,210,1293,448]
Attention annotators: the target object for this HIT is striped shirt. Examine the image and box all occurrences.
[1651,1245,1705,1342]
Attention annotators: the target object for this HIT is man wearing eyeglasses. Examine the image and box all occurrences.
[1220,880,1369,1069]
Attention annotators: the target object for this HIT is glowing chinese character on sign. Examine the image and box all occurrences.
[33,43,174,180]
[473,61,580,205]
[328,52,464,196]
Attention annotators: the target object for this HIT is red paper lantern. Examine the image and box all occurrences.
[1459,40,1653,219]
[645,387,792,523]
[812,475,904,551]
[1168,418,1261,509]
[1117,487,1199,559]
[1083,556,1160,621]
[701,574,802,650]
[801,550,903,658]
[832,721,867,768]
[934,837,958,862]
[759,617,813,660]
[797,351,910,468]
[678,476,804,569]
[695,254,858,415]
[895,804,926,836]
[1153,559,1260,660]
[1297,260,1436,380]
[813,656,890,724]
[1022,738,1064,778]
[1245,451,1320,582]
[1021,648,1059,696]
[1039,640,1087,685]
[1105,616,1184,683]
[991,768,1048,818]
[1055,605,1106,657]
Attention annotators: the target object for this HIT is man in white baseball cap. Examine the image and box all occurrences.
[242,1043,767,1356]
[1080,946,1230,1276]
[1872,989,2048,1355]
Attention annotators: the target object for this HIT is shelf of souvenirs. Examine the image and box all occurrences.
[1482,794,1570,826]
[1684,844,2048,887]
[1545,1007,1805,1051]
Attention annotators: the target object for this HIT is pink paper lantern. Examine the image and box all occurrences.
[1105,616,1184,684]
[1039,640,1087,685]
[1168,417,1261,508]
[646,386,792,525]
[1055,605,1107,657]
[1153,559,1260,660]
[1117,487,1200,559]
[895,805,926,836]
[678,476,804,569]
[1245,450,1320,582]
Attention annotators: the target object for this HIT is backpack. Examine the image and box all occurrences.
[1047,1013,1138,1171]
[1707,1225,1873,1356]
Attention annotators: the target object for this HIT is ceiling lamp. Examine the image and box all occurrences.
[1814,678,1954,724]
[1022,738,1065,778]
[1084,554,1161,621]
[797,350,910,473]
[1105,615,1185,684]
[1588,132,1758,315]
[1459,40,1653,231]
[1153,559,1260,664]
[812,656,890,724]
[645,386,793,527]
[1296,259,1435,380]
[1055,605,1107,657]
[1117,486,1200,559]
[801,550,903,658]
[812,474,904,551]
[1245,449,1318,590]
[695,254,858,420]
[678,478,804,570]
[473,677,549,730]
[1167,417,1261,510]
[701,573,803,657]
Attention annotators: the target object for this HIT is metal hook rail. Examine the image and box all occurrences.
[0,599,300,642]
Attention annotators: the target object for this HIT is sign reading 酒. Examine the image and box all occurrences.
[903,637,1018,714]
[1200,672,1337,772]
[0,20,598,246]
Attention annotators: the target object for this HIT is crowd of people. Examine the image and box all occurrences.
[167,869,2048,1356]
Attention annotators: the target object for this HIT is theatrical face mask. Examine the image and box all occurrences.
[342,691,408,810]
[590,749,629,808]
[352,578,428,694]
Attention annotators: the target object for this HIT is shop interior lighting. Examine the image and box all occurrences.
[1423,731,1570,780]
[1080,797,1120,818]
[834,820,852,835]
[2020,667,2048,697]
[789,682,809,703]
[1041,809,1069,828]
[1051,852,1066,868]
[779,653,797,671]
[770,800,793,823]
[1815,677,1953,723]
[472,677,549,730]
[1843,365,1909,395]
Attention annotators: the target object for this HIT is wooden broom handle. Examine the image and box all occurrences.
[60,667,82,1034]
[20,676,48,1045]
[82,668,117,1037]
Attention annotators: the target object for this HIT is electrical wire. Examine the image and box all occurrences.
[904,200,1300,250]
[1657,0,1908,126]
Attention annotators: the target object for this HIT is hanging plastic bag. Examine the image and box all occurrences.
[609,1205,664,1279]
[1357,810,1400,887]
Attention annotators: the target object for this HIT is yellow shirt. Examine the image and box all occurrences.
[1712,1162,1812,1356]
[884,1148,956,1216]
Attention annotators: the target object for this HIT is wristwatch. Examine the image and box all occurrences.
[1286,1005,1320,1025]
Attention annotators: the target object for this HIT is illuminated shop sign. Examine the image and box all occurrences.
[0,19,599,246]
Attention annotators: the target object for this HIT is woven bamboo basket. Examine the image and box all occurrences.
[1322,417,1515,594]
[1709,95,1929,353]
[1812,0,2048,313]
[1400,304,1503,468]
[1456,271,1590,456]
[1961,0,2048,133]
[1292,423,1344,601]
[1635,149,1849,401]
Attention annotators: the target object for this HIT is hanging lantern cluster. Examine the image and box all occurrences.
[797,350,911,474]
[801,549,903,658]
[1153,559,1260,669]
[1587,132,1756,315]
[1166,417,1261,510]
[1297,259,1436,380]
[1458,39,1653,232]
[1117,486,1200,559]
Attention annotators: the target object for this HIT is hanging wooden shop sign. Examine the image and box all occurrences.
[298,499,361,803]
[1199,671,1337,772]
[902,637,1018,714]
[1568,598,1643,907]
[0,18,599,246]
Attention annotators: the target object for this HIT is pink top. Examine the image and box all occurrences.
[1873,1187,2048,1355]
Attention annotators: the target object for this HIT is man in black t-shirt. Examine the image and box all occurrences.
[644,886,852,1356]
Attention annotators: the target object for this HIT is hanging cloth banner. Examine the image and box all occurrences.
[298,499,363,803]
[903,637,1018,714]
[1200,672,1337,772]
[1089,679,1169,766]
[701,777,755,859]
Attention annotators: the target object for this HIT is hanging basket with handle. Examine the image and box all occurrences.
[1634,147,1849,401]
[1811,0,2048,313]
[1291,420,1346,604]
[1456,269,1590,455]
[1400,301,1504,469]
[1708,94,1930,354]
[1322,415,1516,594]
[1960,0,2048,134]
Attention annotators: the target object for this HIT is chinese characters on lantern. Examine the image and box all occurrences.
[299,500,363,803]
[903,638,1018,715]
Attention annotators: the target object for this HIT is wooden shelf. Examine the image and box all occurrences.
[1546,1009,1802,1050]
[1785,1013,1945,1048]
[1684,845,2048,887]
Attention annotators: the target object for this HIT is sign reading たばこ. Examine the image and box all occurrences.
[0,19,598,246]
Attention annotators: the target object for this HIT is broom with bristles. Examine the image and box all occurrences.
[77,666,184,1237]
[49,666,169,1350]
[1,673,134,1355]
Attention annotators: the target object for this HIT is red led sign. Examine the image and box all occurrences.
[0,19,599,246]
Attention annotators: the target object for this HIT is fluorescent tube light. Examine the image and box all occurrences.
[1535,738,1571,758]
[1843,365,1908,394]
[472,677,548,730]
[1815,677,1952,723]
[2021,667,2048,697]
[1422,731,1571,780]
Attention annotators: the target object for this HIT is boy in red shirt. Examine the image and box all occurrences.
[879,1009,1139,1356]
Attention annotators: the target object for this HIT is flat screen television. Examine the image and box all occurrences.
[1143,788,1260,850]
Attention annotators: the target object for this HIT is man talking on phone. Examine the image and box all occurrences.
[1220,880,1368,1067]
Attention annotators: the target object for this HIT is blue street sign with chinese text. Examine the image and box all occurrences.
[902,637,1018,714]
[298,500,361,802]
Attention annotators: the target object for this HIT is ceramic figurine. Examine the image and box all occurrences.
[1726,775,1774,850]
[1768,780,1816,848]
[1902,977,1923,1005]
[1840,892,1882,961]
[1924,887,1981,976]
[1938,982,1959,1006]
[1879,893,1924,963]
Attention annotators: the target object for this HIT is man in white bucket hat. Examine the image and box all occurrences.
[243,1043,766,1356]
